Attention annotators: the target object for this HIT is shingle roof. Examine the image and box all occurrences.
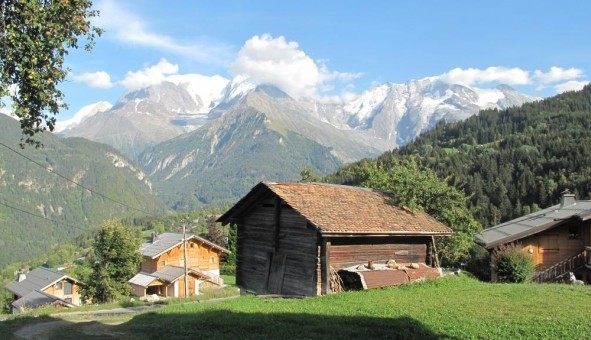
[139,232,230,259]
[477,195,591,248]
[218,182,453,235]
[12,290,72,310]
[4,267,72,297]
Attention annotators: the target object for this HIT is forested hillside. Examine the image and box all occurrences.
[0,114,170,267]
[329,85,591,228]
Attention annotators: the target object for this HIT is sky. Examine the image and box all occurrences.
[57,0,591,121]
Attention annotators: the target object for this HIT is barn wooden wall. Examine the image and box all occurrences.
[237,194,318,296]
[328,236,431,270]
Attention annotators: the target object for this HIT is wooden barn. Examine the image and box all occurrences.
[129,233,230,298]
[217,182,453,296]
[477,193,591,283]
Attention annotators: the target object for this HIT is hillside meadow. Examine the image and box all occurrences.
[2,276,590,339]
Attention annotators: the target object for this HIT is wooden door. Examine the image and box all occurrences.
[266,252,286,294]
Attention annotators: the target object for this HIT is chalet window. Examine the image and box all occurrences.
[569,225,581,239]
[210,257,215,264]
[55,281,62,290]
[539,234,559,253]
[190,243,195,248]
[64,282,73,295]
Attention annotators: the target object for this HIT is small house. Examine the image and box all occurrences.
[4,267,82,313]
[217,182,453,296]
[477,193,591,283]
[129,232,230,298]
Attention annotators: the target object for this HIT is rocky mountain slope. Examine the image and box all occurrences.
[0,114,169,267]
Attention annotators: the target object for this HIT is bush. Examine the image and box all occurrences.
[492,244,535,283]
[220,263,236,276]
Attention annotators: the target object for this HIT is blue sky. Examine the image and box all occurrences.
[59,0,591,121]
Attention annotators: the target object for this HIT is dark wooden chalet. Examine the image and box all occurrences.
[217,182,453,296]
[477,193,591,283]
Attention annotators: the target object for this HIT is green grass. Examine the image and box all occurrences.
[3,276,591,339]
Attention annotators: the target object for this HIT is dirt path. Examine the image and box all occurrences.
[13,320,70,339]
[11,295,240,339]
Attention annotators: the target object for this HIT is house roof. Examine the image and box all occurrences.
[12,290,73,310]
[4,267,76,298]
[139,232,230,259]
[217,182,453,236]
[129,266,212,286]
[477,195,591,249]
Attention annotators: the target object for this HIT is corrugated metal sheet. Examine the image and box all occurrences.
[340,263,441,290]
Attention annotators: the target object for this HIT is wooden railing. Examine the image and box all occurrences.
[532,246,590,283]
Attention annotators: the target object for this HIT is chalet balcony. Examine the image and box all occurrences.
[532,246,591,283]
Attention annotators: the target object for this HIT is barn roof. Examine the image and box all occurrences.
[477,194,591,249]
[139,232,230,259]
[218,182,453,236]
[4,267,77,298]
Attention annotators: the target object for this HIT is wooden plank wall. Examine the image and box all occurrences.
[237,195,277,293]
[237,194,319,296]
[329,236,430,269]
[140,239,222,274]
[519,222,586,271]
[277,206,318,296]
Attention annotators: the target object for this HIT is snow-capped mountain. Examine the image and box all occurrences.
[55,101,112,132]
[59,73,539,162]
[319,78,540,146]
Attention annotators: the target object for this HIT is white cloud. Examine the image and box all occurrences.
[231,34,361,100]
[555,80,589,93]
[440,67,531,86]
[534,66,583,86]
[72,71,113,89]
[95,0,232,66]
[120,59,179,91]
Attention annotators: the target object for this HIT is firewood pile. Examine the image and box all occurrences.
[330,265,344,293]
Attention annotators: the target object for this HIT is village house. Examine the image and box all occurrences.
[477,192,591,283]
[217,182,454,296]
[4,267,82,313]
[128,232,230,298]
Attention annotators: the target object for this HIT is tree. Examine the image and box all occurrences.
[83,220,141,303]
[357,159,482,266]
[0,0,102,147]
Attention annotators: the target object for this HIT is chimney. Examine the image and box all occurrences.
[17,273,26,282]
[560,191,576,208]
[151,231,158,243]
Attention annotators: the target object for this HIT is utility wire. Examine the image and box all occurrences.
[0,197,92,233]
[0,141,161,217]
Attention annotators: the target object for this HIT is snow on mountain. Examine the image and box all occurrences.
[55,101,112,132]
[333,77,540,146]
[165,74,229,113]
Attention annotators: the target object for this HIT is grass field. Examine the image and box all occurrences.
[3,276,591,339]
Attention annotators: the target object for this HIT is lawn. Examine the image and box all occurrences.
[4,276,591,339]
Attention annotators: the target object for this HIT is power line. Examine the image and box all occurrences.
[0,140,161,217]
[0,197,92,233]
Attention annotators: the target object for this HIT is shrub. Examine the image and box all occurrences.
[220,263,236,276]
[492,243,535,283]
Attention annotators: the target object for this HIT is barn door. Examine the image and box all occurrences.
[266,252,286,294]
